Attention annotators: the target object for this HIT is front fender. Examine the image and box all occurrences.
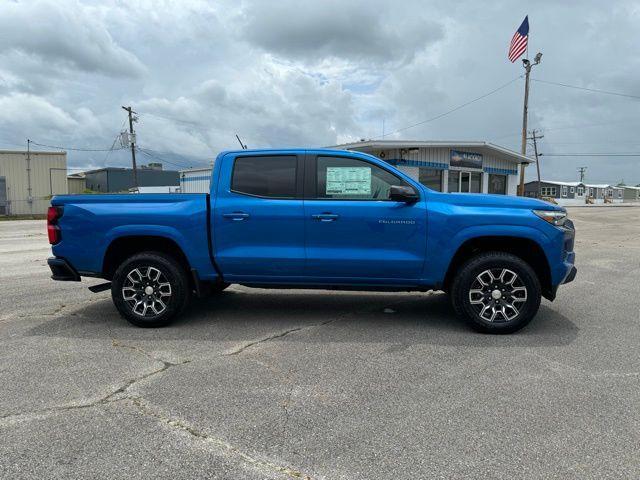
[428,224,553,286]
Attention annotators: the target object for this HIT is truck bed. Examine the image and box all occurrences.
[50,194,217,280]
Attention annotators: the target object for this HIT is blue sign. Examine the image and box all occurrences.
[450,150,483,169]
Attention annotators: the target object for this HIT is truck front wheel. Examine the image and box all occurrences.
[451,252,541,334]
[111,252,190,328]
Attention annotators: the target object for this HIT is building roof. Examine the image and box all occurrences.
[83,166,178,174]
[620,185,640,190]
[0,149,66,155]
[584,184,612,189]
[331,140,534,164]
[525,180,584,187]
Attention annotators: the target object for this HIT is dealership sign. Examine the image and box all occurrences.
[450,150,483,169]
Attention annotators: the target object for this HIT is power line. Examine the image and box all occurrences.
[531,78,640,100]
[377,75,523,139]
[490,118,638,141]
[136,147,209,170]
[29,140,126,152]
[540,153,640,157]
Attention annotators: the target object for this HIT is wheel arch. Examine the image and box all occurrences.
[102,235,191,280]
[443,236,553,300]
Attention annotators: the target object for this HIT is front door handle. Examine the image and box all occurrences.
[312,213,339,222]
[223,212,250,221]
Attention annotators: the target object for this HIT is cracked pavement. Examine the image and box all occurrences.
[1,211,639,479]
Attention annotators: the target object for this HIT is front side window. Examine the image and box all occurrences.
[315,156,411,200]
[562,186,568,197]
[232,155,297,198]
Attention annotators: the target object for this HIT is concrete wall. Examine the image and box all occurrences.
[0,151,67,215]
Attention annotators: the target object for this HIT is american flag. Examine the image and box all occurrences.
[508,16,529,63]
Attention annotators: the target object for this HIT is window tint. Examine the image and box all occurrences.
[232,156,297,198]
[316,156,411,200]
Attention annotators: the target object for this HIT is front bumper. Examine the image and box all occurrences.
[48,257,81,282]
[564,265,577,284]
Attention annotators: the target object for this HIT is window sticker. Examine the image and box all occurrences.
[326,167,371,195]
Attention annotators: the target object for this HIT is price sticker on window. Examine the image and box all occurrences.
[326,167,371,195]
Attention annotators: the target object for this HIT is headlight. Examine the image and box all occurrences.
[533,209,568,227]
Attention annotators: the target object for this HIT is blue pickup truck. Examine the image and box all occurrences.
[48,148,576,333]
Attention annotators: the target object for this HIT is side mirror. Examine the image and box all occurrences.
[389,185,419,203]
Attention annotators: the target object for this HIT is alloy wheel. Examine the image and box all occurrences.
[468,268,528,322]
[122,266,172,317]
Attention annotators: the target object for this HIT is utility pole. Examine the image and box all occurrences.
[578,166,587,183]
[26,138,33,213]
[528,129,543,197]
[121,106,138,189]
[518,52,542,196]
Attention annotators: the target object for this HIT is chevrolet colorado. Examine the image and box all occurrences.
[48,148,576,333]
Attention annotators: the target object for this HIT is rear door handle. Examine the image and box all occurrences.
[223,212,250,221]
[312,213,339,222]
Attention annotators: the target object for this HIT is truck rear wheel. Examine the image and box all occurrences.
[451,252,541,334]
[111,252,190,328]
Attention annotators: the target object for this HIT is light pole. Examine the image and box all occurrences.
[518,52,542,196]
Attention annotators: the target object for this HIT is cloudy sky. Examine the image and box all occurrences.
[1,0,639,184]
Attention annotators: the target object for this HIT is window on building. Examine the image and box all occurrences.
[418,168,442,192]
[488,174,507,194]
[589,188,594,197]
[561,186,568,197]
[606,189,613,197]
[231,155,297,198]
[315,156,411,200]
[577,186,584,196]
[541,186,557,197]
[570,187,575,193]
[618,190,622,198]
[448,171,482,193]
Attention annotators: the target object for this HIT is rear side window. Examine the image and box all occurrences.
[231,155,297,198]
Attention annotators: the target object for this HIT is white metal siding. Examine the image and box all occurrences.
[0,151,67,215]
[180,167,212,193]
[365,147,519,194]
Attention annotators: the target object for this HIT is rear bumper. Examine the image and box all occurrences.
[48,257,81,282]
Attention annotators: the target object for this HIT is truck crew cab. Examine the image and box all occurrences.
[47,149,576,333]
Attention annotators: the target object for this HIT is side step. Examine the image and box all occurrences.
[88,282,112,293]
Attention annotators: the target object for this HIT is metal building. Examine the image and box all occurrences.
[0,150,67,215]
[83,165,179,193]
[620,185,640,202]
[333,141,532,195]
[67,173,86,194]
[180,167,213,193]
[524,180,624,205]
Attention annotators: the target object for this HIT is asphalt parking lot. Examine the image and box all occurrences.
[1,207,639,479]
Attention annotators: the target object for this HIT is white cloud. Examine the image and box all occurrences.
[0,0,637,184]
[0,0,145,78]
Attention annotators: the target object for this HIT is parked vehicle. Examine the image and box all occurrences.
[48,149,576,333]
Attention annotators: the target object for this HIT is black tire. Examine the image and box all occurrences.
[111,252,191,328]
[451,252,541,334]
[210,282,230,293]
